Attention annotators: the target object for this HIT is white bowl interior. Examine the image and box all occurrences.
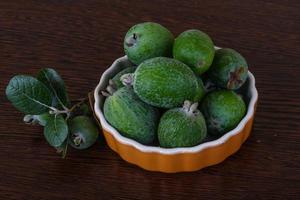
[94,56,258,155]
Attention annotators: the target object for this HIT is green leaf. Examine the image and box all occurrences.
[37,68,70,108]
[44,114,68,147]
[35,112,52,126]
[6,75,53,114]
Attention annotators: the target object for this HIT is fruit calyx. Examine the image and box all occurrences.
[101,79,117,97]
[125,33,138,47]
[227,67,245,89]
[72,133,83,146]
[120,73,135,87]
[182,100,200,116]
[197,59,205,68]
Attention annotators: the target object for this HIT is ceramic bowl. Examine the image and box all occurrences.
[94,55,258,173]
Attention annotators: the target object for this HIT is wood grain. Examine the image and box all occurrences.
[0,0,299,199]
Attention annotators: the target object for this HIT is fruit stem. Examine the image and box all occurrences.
[49,107,69,115]
[71,97,87,103]
[49,97,88,120]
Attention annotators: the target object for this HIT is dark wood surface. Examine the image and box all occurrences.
[1,1,299,199]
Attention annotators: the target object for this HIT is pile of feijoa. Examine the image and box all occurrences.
[102,22,248,148]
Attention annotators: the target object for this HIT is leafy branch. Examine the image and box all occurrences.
[6,68,99,158]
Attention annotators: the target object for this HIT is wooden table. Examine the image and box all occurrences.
[1,1,299,199]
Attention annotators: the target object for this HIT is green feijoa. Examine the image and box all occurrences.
[103,86,159,145]
[207,48,248,90]
[193,77,206,102]
[158,101,207,148]
[200,90,246,136]
[132,57,199,108]
[173,29,215,75]
[69,116,99,150]
[124,22,174,65]
[111,66,136,89]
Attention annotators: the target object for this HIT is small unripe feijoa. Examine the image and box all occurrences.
[200,90,246,136]
[124,22,174,65]
[69,116,99,150]
[173,29,215,75]
[207,48,248,90]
